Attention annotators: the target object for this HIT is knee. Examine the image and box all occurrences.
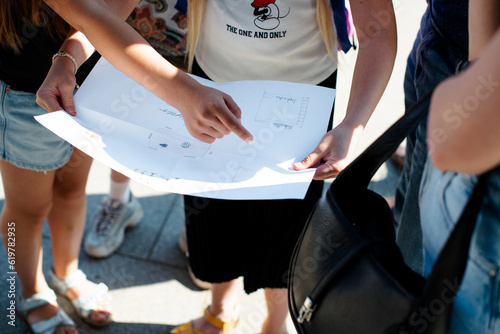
[53,154,91,201]
[4,197,53,223]
[53,181,87,203]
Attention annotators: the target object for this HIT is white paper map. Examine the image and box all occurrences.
[36,58,335,199]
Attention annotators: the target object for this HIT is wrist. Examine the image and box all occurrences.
[52,51,78,75]
[337,119,365,135]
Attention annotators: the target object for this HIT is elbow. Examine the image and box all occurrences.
[428,146,451,172]
[428,135,488,174]
[354,4,397,58]
[355,27,397,73]
[427,116,456,172]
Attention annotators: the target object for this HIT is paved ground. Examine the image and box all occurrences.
[0,1,426,333]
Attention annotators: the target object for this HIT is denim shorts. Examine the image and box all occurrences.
[420,161,500,333]
[0,79,72,171]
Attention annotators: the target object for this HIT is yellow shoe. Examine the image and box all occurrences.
[170,306,239,334]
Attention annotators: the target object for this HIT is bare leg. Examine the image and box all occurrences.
[0,161,54,295]
[0,161,76,334]
[110,169,129,183]
[261,288,288,334]
[47,149,110,322]
[48,149,92,278]
[192,279,242,333]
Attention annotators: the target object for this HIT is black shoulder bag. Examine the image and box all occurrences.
[288,89,489,334]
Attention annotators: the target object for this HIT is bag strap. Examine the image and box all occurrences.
[333,86,489,333]
[334,87,434,191]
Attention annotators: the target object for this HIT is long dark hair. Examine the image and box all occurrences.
[0,1,70,53]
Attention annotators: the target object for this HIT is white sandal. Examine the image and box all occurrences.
[17,288,76,334]
[48,268,112,327]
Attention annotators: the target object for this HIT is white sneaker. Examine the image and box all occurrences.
[84,194,143,258]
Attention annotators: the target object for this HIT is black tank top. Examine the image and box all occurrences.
[0,7,70,93]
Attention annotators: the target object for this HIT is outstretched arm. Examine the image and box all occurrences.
[294,0,397,179]
[40,0,253,144]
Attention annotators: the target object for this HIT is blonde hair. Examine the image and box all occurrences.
[186,0,338,73]
[0,1,69,54]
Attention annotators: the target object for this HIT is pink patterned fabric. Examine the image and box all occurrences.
[127,0,188,68]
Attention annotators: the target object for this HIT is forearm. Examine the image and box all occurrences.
[428,28,500,174]
[43,0,200,111]
[52,0,138,74]
[53,29,95,73]
[341,0,397,132]
[41,0,253,144]
[293,0,397,179]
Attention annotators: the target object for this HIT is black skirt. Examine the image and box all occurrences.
[185,59,337,293]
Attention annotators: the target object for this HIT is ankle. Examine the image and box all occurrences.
[52,266,79,282]
[208,304,239,323]
[192,306,239,334]
[65,278,97,301]
[193,317,221,334]
[21,284,51,300]
[50,268,94,301]
[261,318,287,334]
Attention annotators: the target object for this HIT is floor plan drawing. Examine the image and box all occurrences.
[254,92,309,129]
[36,58,336,199]
[148,128,211,158]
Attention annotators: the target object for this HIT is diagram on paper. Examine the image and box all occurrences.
[133,168,169,181]
[36,60,336,199]
[255,92,310,129]
[148,127,211,157]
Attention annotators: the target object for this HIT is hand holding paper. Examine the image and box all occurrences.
[293,122,363,180]
[36,51,80,116]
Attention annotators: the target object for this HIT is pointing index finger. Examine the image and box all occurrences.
[222,120,253,144]
[218,97,253,144]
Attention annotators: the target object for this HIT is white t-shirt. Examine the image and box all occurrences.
[196,0,337,84]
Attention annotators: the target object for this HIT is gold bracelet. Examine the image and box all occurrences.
[52,51,78,75]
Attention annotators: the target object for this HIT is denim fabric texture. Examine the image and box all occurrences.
[393,7,468,274]
[420,162,500,334]
[0,79,72,171]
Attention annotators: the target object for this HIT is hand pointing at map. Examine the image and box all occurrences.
[169,78,254,144]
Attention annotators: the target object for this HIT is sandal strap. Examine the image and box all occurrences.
[18,289,57,314]
[72,282,111,319]
[31,309,76,334]
[61,269,87,289]
[204,307,239,332]
[48,268,86,295]
[48,268,112,327]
